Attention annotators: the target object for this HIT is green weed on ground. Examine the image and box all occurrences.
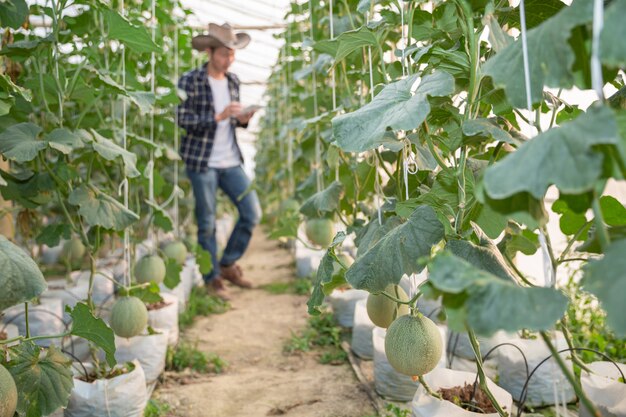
[166,341,227,374]
[178,286,230,330]
[284,310,348,365]
[144,398,171,417]
[260,277,312,296]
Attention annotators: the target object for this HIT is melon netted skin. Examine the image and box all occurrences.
[366,284,410,328]
[163,241,188,264]
[60,238,86,266]
[134,255,166,284]
[384,314,442,377]
[305,218,335,247]
[0,364,17,417]
[109,296,148,338]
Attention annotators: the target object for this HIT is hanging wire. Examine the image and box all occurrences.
[519,0,534,130]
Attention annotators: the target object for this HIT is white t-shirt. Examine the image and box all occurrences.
[207,75,241,169]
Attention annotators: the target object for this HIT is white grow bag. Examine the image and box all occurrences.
[496,332,576,407]
[112,330,169,385]
[351,299,375,359]
[327,288,369,328]
[412,367,513,417]
[65,360,148,417]
[580,361,626,417]
[147,293,179,346]
[2,298,67,346]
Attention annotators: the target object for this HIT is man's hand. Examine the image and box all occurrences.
[216,102,242,122]
[236,107,258,125]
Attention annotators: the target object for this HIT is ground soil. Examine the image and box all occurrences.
[154,231,376,417]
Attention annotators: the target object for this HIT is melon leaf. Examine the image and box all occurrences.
[0,236,47,310]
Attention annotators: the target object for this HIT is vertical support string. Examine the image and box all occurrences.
[591,0,604,100]
[173,26,180,238]
[120,0,130,288]
[309,0,322,193]
[399,0,407,77]
[285,28,295,194]
[148,0,156,248]
[329,0,339,182]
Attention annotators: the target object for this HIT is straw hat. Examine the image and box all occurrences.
[192,23,251,51]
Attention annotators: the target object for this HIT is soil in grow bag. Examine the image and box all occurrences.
[77,364,135,383]
[146,300,173,311]
[438,383,499,414]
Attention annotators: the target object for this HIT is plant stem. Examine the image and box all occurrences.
[539,331,600,417]
[557,220,592,264]
[591,187,610,251]
[418,376,443,399]
[24,302,30,339]
[467,328,507,417]
[558,319,592,374]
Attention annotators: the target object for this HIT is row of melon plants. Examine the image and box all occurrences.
[0,0,215,416]
[256,0,626,415]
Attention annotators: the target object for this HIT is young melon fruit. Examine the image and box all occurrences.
[384,314,442,377]
[109,296,148,338]
[60,238,86,266]
[163,241,188,264]
[0,364,17,417]
[305,218,335,247]
[366,284,410,328]
[280,198,300,213]
[134,255,166,284]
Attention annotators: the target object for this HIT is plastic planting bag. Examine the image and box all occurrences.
[496,332,575,407]
[2,298,66,346]
[580,361,626,417]
[65,360,148,417]
[412,368,513,417]
[327,288,369,328]
[148,293,179,346]
[72,269,115,305]
[351,299,375,359]
[112,330,169,385]
[447,331,510,360]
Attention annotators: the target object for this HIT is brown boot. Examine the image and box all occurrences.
[207,276,231,301]
[220,263,253,288]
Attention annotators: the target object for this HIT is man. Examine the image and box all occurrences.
[177,23,260,301]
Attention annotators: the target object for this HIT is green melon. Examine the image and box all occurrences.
[134,255,166,284]
[384,314,442,377]
[366,284,410,328]
[0,364,17,417]
[280,199,300,213]
[163,241,188,264]
[60,238,86,266]
[109,296,148,338]
[305,218,335,247]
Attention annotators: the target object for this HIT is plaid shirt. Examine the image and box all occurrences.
[177,62,245,172]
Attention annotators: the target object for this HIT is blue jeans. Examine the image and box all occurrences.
[186,166,260,283]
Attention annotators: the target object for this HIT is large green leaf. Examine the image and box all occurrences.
[69,303,116,367]
[45,128,85,155]
[428,252,568,335]
[483,0,592,108]
[446,230,517,282]
[105,9,160,54]
[600,195,626,227]
[0,236,47,310]
[35,224,72,248]
[0,123,45,163]
[163,258,182,290]
[68,185,139,231]
[355,216,404,258]
[483,106,620,199]
[346,205,444,292]
[600,0,626,68]
[0,0,29,29]
[0,73,32,102]
[90,129,140,178]
[307,232,347,315]
[462,118,519,145]
[332,72,455,152]
[6,342,73,417]
[582,239,626,337]
[299,181,344,218]
[313,26,378,64]
[194,245,213,275]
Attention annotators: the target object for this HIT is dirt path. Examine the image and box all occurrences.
[156,231,376,417]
